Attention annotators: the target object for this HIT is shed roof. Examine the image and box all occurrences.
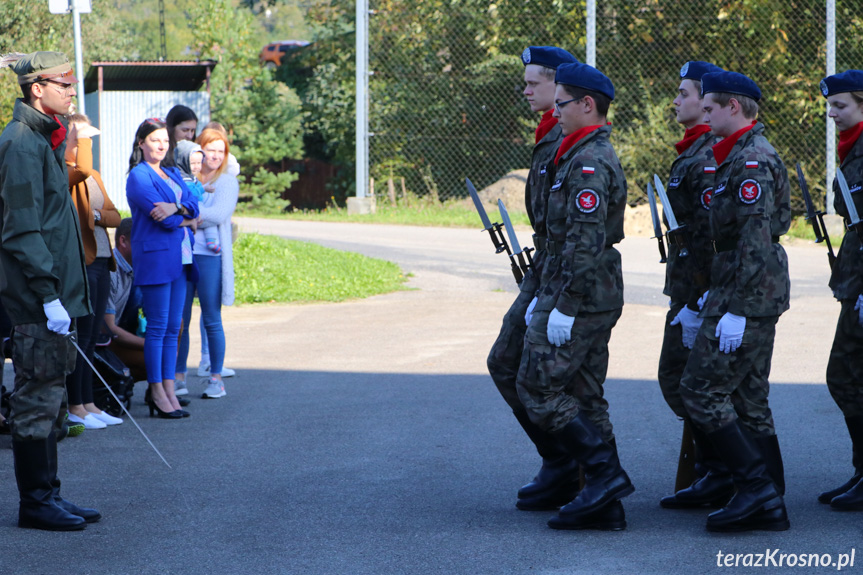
[84,60,217,92]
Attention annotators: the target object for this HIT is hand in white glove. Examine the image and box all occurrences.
[697,290,710,310]
[855,295,863,328]
[524,297,538,326]
[547,308,575,347]
[43,299,71,335]
[715,312,745,354]
[670,306,702,349]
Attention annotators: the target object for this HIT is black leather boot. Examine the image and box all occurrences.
[660,420,733,509]
[754,433,785,496]
[47,433,101,523]
[547,499,626,531]
[553,412,634,518]
[705,421,788,532]
[819,415,863,505]
[13,438,86,531]
[512,409,580,511]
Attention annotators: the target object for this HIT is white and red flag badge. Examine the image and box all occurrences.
[738,179,762,204]
[704,166,716,174]
[582,166,595,175]
[745,161,759,169]
[576,189,600,213]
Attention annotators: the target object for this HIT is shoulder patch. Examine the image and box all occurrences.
[550,178,563,191]
[738,179,762,204]
[703,166,716,174]
[575,189,600,213]
[700,187,714,210]
[745,160,759,169]
[668,176,682,188]
[851,183,862,194]
[716,180,727,195]
[582,166,595,175]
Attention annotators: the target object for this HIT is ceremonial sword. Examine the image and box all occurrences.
[795,162,835,269]
[836,168,863,249]
[653,174,689,257]
[498,199,534,279]
[67,334,172,469]
[646,182,668,263]
[466,177,522,283]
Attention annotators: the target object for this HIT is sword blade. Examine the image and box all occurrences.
[653,173,680,230]
[646,182,663,239]
[466,178,493,230]
[497,199,523,254]
[837,168,862,225]
[68,337,172,469]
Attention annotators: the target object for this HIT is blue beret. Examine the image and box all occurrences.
[701,71,761,102]
[555,63,615,101]
[679,61,723,81]
[820,70,863,98]
[521,46,579,70]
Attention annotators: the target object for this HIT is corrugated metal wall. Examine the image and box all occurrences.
[86,91,211,211]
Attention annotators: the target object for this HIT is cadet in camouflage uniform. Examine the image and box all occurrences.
[515,63,632,530]
[0,52,99,531]
[679,71,790,532]
[817,70,863,510]
[656,61,735,509]
[486,46,580,512]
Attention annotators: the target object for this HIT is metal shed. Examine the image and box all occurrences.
[83,60,217,210]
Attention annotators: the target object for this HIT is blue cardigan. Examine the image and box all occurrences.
[126,162,200,286]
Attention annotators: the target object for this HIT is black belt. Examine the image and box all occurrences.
[713,236,780,253]
[533,234,547,252]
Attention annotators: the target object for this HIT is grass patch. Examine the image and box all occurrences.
[785,215,818,241]
[242,198,532,228]
[233,233,407,304]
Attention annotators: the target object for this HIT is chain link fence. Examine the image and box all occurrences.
[367,0,860,212]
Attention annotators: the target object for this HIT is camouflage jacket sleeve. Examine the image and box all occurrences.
[829,138,863,300]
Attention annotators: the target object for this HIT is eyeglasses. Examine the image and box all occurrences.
[40,80,74,95]
[554,96,584,113]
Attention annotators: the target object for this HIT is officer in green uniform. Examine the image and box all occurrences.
[516,63,632,530]
[0,51,98,531]
[818,70,863,510]
[487,45,579,512]
[656,60,734,509]
[679,71,790,532]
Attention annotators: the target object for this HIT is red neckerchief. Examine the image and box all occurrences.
[838,122,863,164]
[712,120,757,166]
[674,124,711,155]
[50,116,67,151]
[535,110,557,144]
[554,124,604,166]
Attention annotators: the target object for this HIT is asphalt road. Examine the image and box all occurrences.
[0,219,857,575]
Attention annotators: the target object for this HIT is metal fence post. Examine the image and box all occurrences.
[826,0,836,214]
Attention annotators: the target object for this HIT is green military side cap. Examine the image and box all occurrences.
[9,51,77,85]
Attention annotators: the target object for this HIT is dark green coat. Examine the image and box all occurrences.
[0,99,90,325]
[829,133,863,301]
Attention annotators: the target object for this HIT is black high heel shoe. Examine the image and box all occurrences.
[147,400,183,419]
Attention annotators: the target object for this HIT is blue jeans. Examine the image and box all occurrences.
[67,257,111,404]
[176,255,225,375]
[141,273,187,384]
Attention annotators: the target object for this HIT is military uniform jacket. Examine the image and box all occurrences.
[702,123,790,319]
[829,133,863,301]
[0,100,90,325]
[535,125,626,316]
[520,122,564,295]
[664,130,719,309]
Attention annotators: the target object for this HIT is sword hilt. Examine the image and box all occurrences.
[667,224,690,258]
[484,223,510,255]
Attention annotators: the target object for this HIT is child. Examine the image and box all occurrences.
[175,140,220,253]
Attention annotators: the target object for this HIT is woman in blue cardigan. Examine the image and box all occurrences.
[126,118,199,419]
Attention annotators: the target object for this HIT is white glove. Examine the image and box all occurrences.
[697,290,710,310]
[43,299,71,335]
[715,312,745,354]
[855,295,863,327]
[670,306,702,349]
[547,308,575,347]
[524,297,538,326]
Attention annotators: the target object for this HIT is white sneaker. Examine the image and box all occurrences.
[202,378,226,399]
[197,361,236,378]
[175,379,189,396]
[90,411,123,426]
[69,413,107,430]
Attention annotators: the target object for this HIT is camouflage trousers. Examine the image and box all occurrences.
[680,316,778,436]
[487,290,536,410]
[657,301,695,419]
[826,299,863,418]
[515,307,621,438]
[9,322,77,442]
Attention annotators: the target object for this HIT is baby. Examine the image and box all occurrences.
[176,140,220,253]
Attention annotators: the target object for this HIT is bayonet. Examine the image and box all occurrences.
[498,199,533,282]
[466,177,510,255]
[653,174,689,257]
[646,182,667,263]
[795,162,835,269]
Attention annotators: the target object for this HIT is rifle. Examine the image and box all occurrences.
[466,178,522,283]
[498,199,534,279]
[796,162,836,269]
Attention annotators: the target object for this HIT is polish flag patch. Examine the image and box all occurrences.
[745,161,759,169]
[582,166,595,175]
[575,189,600,213]
[703,166,716,174]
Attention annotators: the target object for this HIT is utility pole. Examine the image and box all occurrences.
[158,0,168,60]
